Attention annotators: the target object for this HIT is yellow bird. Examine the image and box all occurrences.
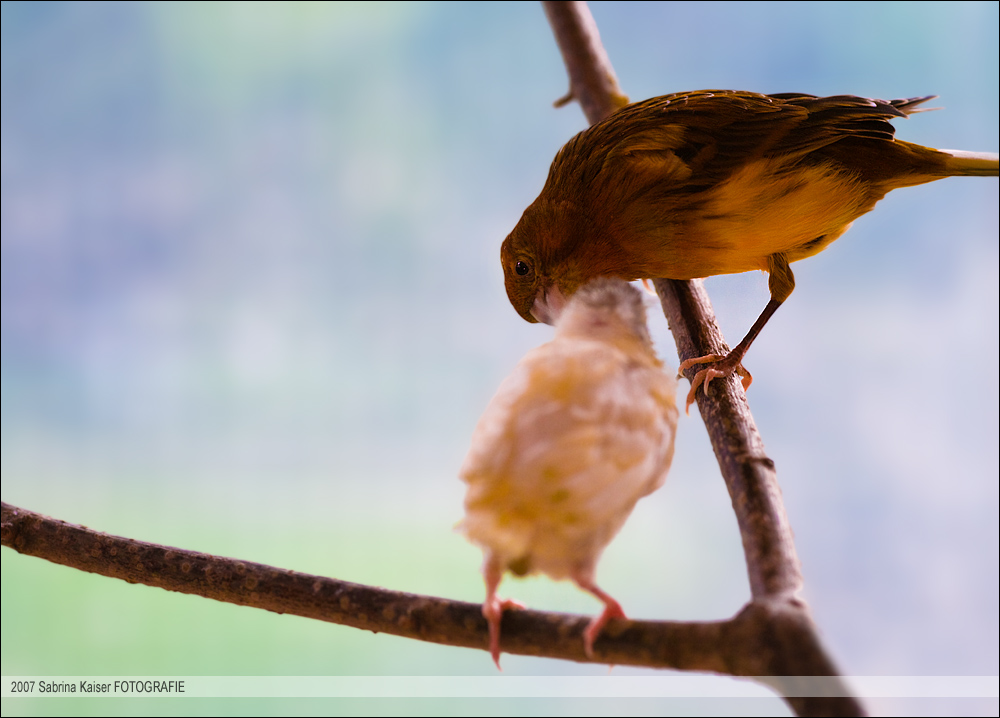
[500,90,1000,410]
[459,278,679,667]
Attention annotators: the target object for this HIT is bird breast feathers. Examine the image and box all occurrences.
[612,154,871,277]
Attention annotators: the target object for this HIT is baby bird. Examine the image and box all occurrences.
[501,90,999,410]
[459,278,678,667]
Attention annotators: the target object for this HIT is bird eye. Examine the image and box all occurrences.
[515,261,531,276]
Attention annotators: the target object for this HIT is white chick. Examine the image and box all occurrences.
[459,277,679,667]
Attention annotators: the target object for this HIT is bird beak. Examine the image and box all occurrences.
[530,284,567,325]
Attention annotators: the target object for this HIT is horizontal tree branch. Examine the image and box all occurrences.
[3,499,832,679]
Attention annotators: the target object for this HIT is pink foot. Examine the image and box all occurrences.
[583,599,626,659]
[571,571,628,660]
[483,596,525,670]
[678,353,752,414]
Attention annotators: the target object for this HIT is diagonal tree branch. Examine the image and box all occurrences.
[541,1,863,715]
[652,278,802,600]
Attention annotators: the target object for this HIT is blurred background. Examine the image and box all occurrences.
[2,2,997,715]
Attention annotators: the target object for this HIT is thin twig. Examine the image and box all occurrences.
[541,1,629,120]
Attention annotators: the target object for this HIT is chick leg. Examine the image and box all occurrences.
[572,570,626,659]
[679,253,795,413]
[482,555,524,670]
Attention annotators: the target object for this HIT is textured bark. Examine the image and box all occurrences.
[0,500,829,677]
[542,2,863,715]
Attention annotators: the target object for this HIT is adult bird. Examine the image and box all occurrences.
[501,90,999,410]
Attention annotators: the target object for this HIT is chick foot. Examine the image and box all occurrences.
[483,595,525,669]
[573,572,627,659]
[583,600,626,659]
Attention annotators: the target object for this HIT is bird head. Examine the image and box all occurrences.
[556,277,655,352]
[501,199,591,326]
[500,229,559,325]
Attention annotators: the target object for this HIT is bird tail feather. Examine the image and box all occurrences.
[938,149,1000,177]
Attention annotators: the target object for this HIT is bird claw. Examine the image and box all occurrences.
[484,597,525,669]
[678,354,752,414]
[583,601,627,659]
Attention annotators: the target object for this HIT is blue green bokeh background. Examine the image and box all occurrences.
[2,2,997,715]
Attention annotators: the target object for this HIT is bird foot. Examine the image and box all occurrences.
[483,596,525,670]
[583,600,626,659]
[678,353,753,414]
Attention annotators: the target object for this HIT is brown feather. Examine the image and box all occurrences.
[501,90,997,324]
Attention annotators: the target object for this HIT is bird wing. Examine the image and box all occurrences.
[553,90,938,199]
[540,91,941,279]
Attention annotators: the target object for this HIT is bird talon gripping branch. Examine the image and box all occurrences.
[483,594,525,670]
[681,354,753,413]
